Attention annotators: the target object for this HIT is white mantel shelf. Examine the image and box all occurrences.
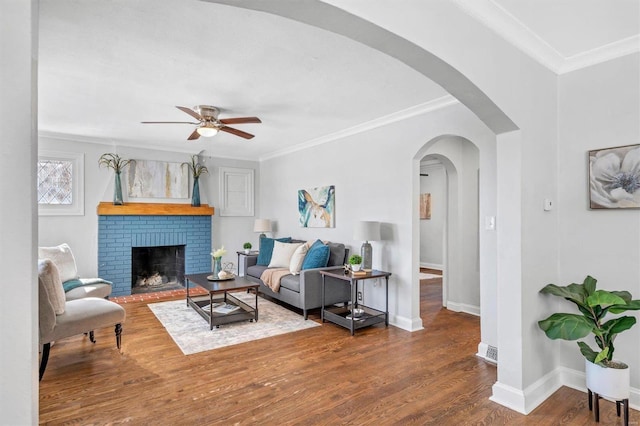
[97,202,214,216]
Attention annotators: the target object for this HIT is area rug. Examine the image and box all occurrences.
[419,272,442,280]
[148,292,320,355]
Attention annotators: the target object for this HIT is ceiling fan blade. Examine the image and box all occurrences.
[220,126,255,139]
[187,129,201,140]
[219,117,262,125]
[141,121,200,124]
[176,106,203,121]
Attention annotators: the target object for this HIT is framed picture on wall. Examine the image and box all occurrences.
[420,193,431,220]
[589,144,640,209]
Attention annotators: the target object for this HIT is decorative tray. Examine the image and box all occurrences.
[207,275,236,281]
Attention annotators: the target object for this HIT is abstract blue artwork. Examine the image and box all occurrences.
[298,185,335,227]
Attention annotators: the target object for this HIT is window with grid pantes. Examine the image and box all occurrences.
[38,151,84,216]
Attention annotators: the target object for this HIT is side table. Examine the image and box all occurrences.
[236,250,258,276]
[319,269,391,335]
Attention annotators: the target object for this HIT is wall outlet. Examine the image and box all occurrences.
[357,291,362,301]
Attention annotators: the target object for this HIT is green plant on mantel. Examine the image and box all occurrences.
[348,254,362,265]
[98,153,131,172]
[538,275,640,367]
[183,155,209,178]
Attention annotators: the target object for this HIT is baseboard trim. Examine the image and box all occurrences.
[492,366,640,415]
[446,301,480,317]
[390,313,423,332]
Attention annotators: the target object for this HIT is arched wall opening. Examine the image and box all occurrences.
[415,136,489,359]
[212,0,527,411]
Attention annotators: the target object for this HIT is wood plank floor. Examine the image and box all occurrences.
[39,278,636,425]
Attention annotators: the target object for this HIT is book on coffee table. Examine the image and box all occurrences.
[201,302,241,314]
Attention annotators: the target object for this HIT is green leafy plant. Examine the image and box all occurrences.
[243,242,252,250]
[98,153,131,172]
[348,254,362,265]
[183,155,209,178]
[538,276,640,366]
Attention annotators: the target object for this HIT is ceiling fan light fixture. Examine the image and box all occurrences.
[196,125,218,137]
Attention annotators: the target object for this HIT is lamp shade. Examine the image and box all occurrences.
[253,219,272,234]
[353,221,381,242]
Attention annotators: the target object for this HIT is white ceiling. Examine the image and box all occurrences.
[38,0,640,161]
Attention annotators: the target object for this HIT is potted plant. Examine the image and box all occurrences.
[182,155,209,207]
[98,153,132,205]
[243,242,252,254]
[538,276,640,402]
[348,254,363,272]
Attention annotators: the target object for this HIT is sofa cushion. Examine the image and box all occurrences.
[289,242,311,275]
[247,264,269,279]
[326,242,347,267]
[38,243,79,283]
[268,241,303,268]
[279,274,301,293]
[301,240,330,270]
[38,259,66,315]
[257,237,292,266]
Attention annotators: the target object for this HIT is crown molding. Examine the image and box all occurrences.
[451,0,640,75]
[560,35,640,74]
[260,95,459,161]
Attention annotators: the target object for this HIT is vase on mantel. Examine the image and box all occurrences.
[192,176,201,207]
[113,171,124,205]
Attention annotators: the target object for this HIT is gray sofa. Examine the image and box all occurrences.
[243,241,352,319]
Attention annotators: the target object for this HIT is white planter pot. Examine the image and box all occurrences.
[351,264,361,272]
[585,359,630,400]
[244,249,251,254]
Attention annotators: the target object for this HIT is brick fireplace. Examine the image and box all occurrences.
[97,202,214,297]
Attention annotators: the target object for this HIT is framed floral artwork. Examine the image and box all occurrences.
[589,144,640,209]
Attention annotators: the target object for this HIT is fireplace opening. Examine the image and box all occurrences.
[131,245,185,294]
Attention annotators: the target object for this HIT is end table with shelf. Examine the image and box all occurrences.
[237,250,259,276]
[319,269,391,335]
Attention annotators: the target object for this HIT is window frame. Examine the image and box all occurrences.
[38,150,85,216]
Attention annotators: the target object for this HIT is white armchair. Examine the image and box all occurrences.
[38,259,125,380]
[38,243,112,300]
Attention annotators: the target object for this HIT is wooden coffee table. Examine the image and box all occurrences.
[185,273,260,330]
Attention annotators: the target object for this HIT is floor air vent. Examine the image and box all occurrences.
[486,345,498,362]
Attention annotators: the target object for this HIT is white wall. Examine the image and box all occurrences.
[557,53,640,403]
[37,136,260,276]
[419,162,445,268]
[0,1,38,422]
[259,102,495,335]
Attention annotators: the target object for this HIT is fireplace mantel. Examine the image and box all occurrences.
[97,202,214,216]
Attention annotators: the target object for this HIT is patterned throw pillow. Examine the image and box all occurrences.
[257,237,292,266]
[301,239,330,270]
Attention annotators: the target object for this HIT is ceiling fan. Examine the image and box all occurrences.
[141,105,261,140]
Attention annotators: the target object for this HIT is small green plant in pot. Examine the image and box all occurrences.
[243,242,252,254]
[348,254,363,272]
[538,275,640,402]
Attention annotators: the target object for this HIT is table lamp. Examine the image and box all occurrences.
[253,219,272,239]
[353,221,381,271]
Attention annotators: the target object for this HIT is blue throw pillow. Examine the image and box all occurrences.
[257,237,292,266]
[301,240,330,270]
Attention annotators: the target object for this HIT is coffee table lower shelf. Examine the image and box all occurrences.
[187,292,257,329]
